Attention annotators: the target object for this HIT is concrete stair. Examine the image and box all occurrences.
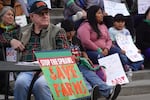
[119,70,150,96]
[50,8,64,24]
[1,69,150,100]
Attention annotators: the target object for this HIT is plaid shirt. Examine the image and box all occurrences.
[20,29,69,62]
[21,31,41,62]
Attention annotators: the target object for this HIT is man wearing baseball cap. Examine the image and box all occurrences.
[13,1,69,100]
[29,0,51,14]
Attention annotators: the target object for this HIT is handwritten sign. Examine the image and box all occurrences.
[116,34,144,62]
[34,50,89,100]
[138,0,150,14]
[6,47,17,62]
[98,53,129,86]
[104,0,130,17]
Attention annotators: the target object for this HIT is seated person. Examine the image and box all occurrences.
[61,19,121,100]
[0,6,24,94]
[136,7,150,67]
[77,5,121,65]
[108,14,144,71]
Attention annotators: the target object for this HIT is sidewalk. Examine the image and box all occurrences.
[117,93,150,100]
[99,93,150,100]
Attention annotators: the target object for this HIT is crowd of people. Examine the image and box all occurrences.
[0,0,150,100]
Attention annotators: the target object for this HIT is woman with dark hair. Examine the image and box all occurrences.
[77,5,113,64]
[136,7,150,67]
[60,18,122,99]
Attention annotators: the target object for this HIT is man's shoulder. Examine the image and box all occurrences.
[20,23,32,32]
[49,24,65,33]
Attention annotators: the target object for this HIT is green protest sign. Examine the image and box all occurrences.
[34,50,90,100]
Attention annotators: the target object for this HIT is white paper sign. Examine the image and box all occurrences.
[116,34,144,62]
[104,0,130,17]
[98,53,129,86]
[6,47,17,62]
[138,0,150,14]
[15,15,27,27]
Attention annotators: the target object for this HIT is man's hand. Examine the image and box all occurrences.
[10,39,25,51]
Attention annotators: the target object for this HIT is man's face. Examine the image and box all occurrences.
[30,9,50,27]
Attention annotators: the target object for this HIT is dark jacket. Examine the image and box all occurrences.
[136,20,150,52]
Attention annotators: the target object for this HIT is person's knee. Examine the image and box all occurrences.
[15,77,29,90]
[33,76,49,92]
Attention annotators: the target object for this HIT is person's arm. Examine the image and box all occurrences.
[64,0,84,13]
[102,25,112,50]
[77,23,99,51]
[2,27,25,51]
[86,0,104,10]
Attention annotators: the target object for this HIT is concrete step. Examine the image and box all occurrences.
[120,79,150,96]
[51,8,64,16]
[132,70,150,81]
[1,70,150,100]
[50,16,64,24]
[99,93,150,100]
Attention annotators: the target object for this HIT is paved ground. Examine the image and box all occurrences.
[99,94,150,100]
[117,94,150,100]
[1,93,150,100]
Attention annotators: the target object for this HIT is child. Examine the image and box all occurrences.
[108,14,144,71]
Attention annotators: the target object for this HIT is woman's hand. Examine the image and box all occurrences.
[102,48,109,56]
[10,39,25,51]
[121,49,126,54]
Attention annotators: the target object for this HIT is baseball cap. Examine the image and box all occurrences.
[29,1,50,13]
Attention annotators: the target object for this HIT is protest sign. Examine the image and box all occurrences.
[6,47,17,62]
[115,34,144,62]
[138,0,150,14]
[104,0,130,17]
[34,50,89,100]
[98,53,129,86]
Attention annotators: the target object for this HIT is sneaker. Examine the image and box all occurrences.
[106,84,121,100]
[91,85,100,100]
[72,11,83,21]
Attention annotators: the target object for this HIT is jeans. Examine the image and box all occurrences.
[78,65,112,97]
[14,71,92,100]
[86,51,104,64]
[87,46,144,71]
[110,46,144,71]
[14,72,53,100]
